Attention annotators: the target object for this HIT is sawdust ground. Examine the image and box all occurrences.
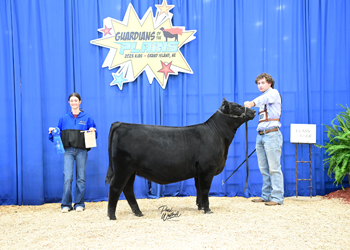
[1,195,350,250]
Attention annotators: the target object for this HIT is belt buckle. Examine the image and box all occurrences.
[259,127,276,135]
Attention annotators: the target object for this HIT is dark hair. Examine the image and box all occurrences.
[68,92,81,101]
[255,73,275,88]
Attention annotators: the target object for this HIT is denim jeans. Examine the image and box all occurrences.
[62,147,88,209]
[256,130,284,204]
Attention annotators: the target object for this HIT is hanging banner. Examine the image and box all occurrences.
[90,0,196,90]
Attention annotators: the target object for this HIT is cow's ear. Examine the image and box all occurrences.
[223,98,229,106]
[221,98,229,112]
[221,97,228,106]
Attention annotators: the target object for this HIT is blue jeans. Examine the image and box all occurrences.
[256,130,284,204]
[62,147,88,209]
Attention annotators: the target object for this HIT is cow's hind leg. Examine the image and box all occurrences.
[108,170,133,220]
[123,173,143,217]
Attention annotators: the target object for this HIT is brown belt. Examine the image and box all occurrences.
[258,128,279,135]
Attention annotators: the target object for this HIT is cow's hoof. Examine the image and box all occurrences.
[108,213,117,220]
[132,207,143,217]
[204,209,213,214]
[197,206,204,210]
[133,211,143,217]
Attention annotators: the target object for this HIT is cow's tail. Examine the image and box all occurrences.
[105,122,122,185]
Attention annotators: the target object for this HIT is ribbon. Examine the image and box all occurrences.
[52,127,65,154]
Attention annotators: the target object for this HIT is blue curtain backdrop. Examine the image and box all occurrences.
[1,0,349,205]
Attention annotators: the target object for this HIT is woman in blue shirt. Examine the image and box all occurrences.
[49,93,97,213]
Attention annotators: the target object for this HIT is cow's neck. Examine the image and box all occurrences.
[206,112,242,141]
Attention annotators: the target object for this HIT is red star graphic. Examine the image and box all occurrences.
[100,25,112,36]
[158,61,174,79]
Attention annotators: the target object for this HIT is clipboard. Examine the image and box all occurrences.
[81,130,97,148]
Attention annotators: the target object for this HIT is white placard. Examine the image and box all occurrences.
[290,124,316,144]
[83,131,97,148]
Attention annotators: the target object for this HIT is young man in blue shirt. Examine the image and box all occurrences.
[244,73,284,206]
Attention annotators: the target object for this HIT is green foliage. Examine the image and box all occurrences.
[317,105,350,188]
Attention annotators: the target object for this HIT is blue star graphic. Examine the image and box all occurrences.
[111,72,127,90]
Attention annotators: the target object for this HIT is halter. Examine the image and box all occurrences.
[217,108,248,121]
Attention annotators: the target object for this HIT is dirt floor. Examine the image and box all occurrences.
[1,190,350,250]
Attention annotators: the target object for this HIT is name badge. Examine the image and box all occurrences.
[259,106,267,123]
[259,112,266,122]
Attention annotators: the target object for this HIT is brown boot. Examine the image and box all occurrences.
[265,201,280,206]
[251,198,266,202]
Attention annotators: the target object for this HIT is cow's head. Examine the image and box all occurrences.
[219,98,256,122]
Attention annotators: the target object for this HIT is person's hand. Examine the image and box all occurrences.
[244,101,255,108]
[48,127,55,134]
[89,127,96,132]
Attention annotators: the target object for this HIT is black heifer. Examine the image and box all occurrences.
[105,98,256,220]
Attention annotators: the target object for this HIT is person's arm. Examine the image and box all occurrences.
[244,101,255,108]
[87,117,97,138]
[252,89,279,107]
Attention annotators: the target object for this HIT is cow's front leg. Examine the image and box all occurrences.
[198,172,215,214]
[123,173,143,217]
[194,176,203,210]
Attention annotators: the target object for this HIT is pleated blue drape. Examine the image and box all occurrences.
[0,0,18,205]
[1,0,349,205]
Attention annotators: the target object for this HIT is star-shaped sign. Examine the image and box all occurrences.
[156,0,174,16]
[99,25,112,36]
[91,3,196,89]
[111,72,127,90]
[158,61,175,79]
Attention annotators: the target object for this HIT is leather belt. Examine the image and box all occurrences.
[258,128,279,135]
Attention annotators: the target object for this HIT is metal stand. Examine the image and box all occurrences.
[295,143,313,198]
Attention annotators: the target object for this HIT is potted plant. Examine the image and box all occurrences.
[317,105,350,188]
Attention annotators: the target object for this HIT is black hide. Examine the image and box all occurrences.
[106,98,256,220]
